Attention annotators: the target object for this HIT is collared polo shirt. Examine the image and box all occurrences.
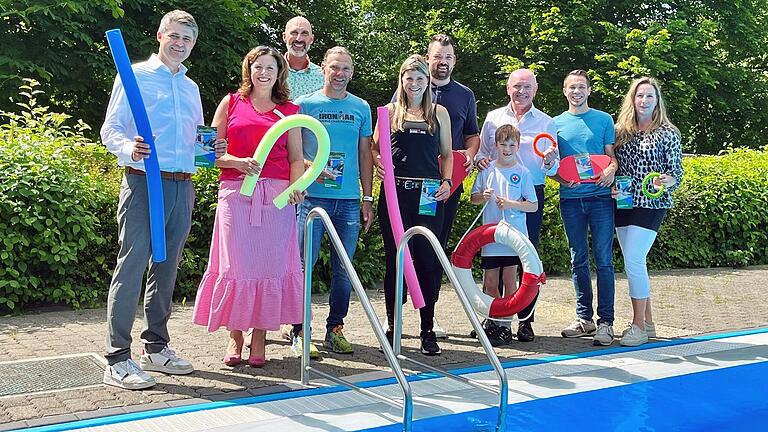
[286,56,324,99]
[430,79,479,150]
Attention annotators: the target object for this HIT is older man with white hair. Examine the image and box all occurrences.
[475,69,558,345]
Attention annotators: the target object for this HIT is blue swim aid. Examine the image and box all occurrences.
[106,29,167,262]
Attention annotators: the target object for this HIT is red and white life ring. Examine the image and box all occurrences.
[451,221,546,319]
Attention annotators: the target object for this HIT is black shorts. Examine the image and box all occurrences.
[615,207,668,232]
[480,255,520,269]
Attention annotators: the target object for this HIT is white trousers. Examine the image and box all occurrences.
[616,225,658,299]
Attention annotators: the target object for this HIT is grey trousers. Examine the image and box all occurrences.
[105,173,194,365]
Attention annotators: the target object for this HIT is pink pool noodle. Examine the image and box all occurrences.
[377,106,425,309]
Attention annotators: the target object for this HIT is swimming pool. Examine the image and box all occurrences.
[355,360,768,431]
[22,328,768,432]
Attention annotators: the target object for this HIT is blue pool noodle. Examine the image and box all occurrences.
[106,29,167,262]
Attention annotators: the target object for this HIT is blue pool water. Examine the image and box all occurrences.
[356,361,768,432]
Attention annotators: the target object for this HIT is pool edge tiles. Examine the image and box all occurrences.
[19,327,768,432]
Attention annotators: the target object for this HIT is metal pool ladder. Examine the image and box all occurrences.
[392,226,509,432]
[301,207,414,431]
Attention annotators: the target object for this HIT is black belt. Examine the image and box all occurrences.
[126,167,192,181]
[394,178,424,190]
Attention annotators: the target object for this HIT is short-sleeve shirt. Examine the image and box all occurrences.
[221,93,300,181]
[430,79,479,150]
[553,108,615,199]
[296,90,373,199]
[391,79,479,150]
[471,161,537,256]
[287,61,324,99]
[477,104,558,185]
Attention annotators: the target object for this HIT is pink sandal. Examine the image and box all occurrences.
[247,354,265,368]
[223,334,244,366]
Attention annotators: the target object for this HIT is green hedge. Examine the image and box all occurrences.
[2,88,767,312]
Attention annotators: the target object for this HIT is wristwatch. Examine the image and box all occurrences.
[441,178,453,188]
[362,195,374,203]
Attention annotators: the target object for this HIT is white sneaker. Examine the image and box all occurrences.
[592,323,615,346]
[621,321,656,338]
[279,325,293,341]
[433,318,447,339]
[140,346,194,375]
[103,359,156,390]
[645,322,656,338]
[291,335,321,359]
[561,318,597,338]
[620,324,648,347]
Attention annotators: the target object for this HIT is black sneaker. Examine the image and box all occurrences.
[517,321,535,342]
[378,329,395,353]
[494,325,515,346]
[470,319,492,339]
[483,321,505,347]
[420,330,441,356]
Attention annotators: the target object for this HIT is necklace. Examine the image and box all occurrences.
[406,107,423,115]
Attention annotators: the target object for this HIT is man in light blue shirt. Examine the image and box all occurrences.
[293,47,373,355]
[552,69,618,347]
[283,16,324,98]
[100,10,224,390]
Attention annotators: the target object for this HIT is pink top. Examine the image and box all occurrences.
[220,93,299,181]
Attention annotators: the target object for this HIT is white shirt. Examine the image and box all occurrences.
[101,54,204,173]
[471,161,537,257]
[476,104,559,185]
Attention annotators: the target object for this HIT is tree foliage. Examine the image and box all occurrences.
[0,0,268,126]
[2,0,768,153]
[265,0,768,153]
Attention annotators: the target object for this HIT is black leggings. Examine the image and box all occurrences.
[378,185,445,333]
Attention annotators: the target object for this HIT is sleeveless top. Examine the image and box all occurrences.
[390,119,441,179]
[220,92,299,181]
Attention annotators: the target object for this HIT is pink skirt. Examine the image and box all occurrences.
[193,178,304,332]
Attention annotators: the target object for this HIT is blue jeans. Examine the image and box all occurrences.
[297,197,361,331]
[559,195,615,325]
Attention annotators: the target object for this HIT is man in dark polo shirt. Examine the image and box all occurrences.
[384,35,479,338]
[425,34,480,337]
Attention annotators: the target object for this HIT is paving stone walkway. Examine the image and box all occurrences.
[1,266,766,430]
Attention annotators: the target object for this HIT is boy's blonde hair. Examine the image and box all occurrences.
[495,124,520,145]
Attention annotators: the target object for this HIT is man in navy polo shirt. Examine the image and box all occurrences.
[384,34,479,338]
[425,34,480,337]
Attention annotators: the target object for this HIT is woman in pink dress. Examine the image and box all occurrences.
[193,46,305,367]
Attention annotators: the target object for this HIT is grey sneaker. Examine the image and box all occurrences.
[561,318,597,338]
[620,324,648,347]
[592,323,615,346]
[140,346,194,375]
[103,359,156,390]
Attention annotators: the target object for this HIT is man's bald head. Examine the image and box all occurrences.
[283,16,314,58]
[285,16,312,33]
[507,68,538,114]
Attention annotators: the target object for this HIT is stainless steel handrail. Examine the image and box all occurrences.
[302,207,414,431]
[393,226,508,432]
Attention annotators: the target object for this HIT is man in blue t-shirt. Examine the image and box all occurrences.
[424,34,480,338]
[293,47,373,356]
[552,70,618,347]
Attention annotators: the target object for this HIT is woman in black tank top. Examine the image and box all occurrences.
[372,54,453,356]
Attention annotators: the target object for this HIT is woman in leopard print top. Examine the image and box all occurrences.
[613,77,683,347]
